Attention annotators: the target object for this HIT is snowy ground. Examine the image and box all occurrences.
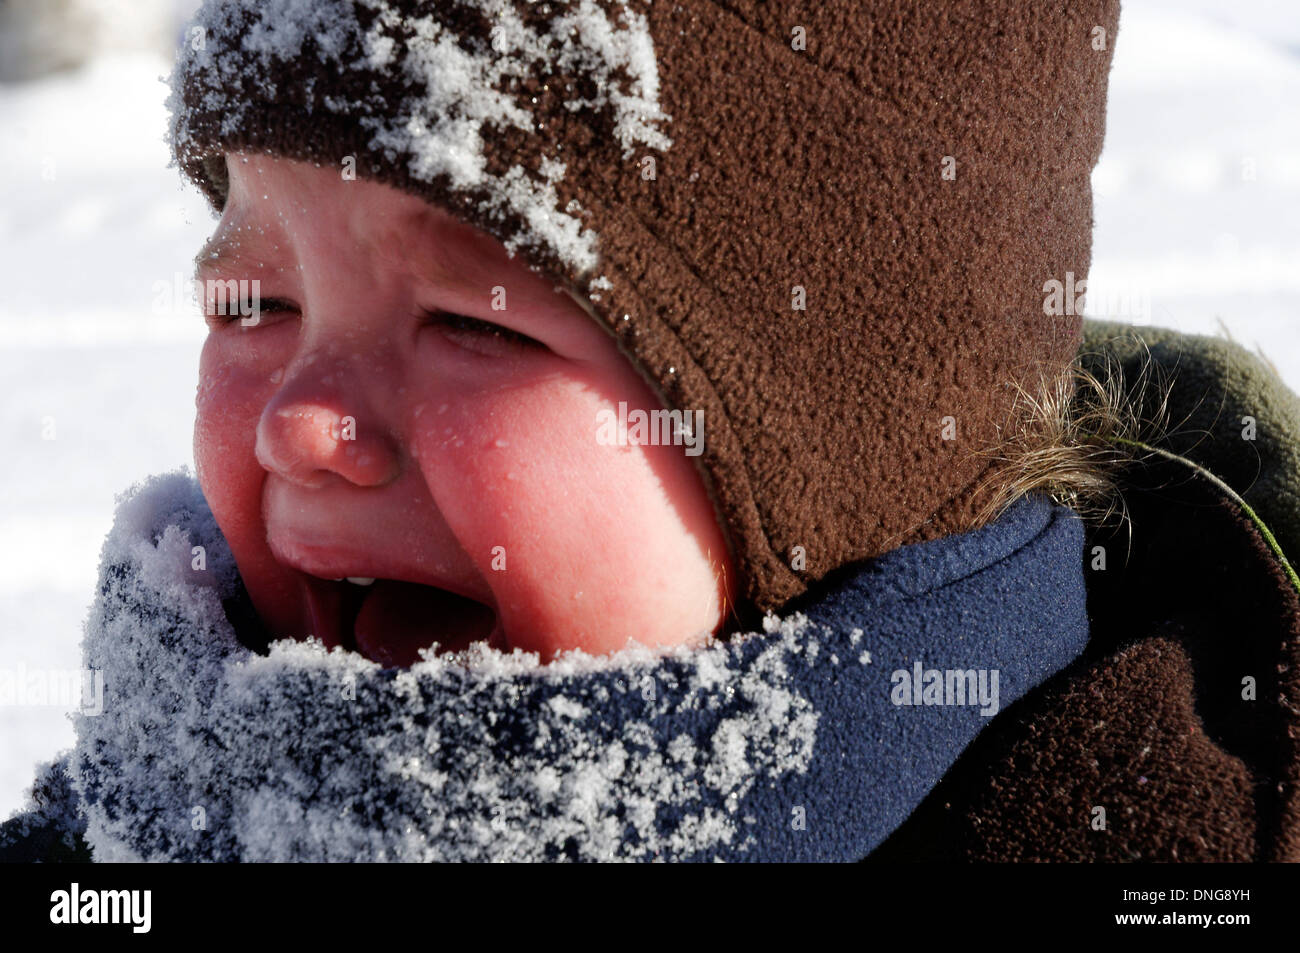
[2,0,1299,818]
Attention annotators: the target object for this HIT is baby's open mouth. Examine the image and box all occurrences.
[297,572,502,667]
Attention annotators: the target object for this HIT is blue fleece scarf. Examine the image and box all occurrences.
[61,472,1087,862]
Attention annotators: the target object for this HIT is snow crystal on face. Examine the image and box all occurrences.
[169,0,673,276]
[70,472,830,862]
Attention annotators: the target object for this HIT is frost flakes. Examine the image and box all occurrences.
[69,471,823,862]
[169,0,673,274]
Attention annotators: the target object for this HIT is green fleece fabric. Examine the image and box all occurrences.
[1080,319,1300,572]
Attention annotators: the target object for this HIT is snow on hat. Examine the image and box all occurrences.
[167,0,1121,618]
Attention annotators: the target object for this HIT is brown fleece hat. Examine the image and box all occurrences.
[168,0,1120,617]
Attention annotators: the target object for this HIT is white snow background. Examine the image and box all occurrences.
[2,0,1298,818]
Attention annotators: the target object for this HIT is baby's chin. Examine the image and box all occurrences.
[281,571,507,668]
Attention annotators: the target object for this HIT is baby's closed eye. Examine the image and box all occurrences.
[423,308,549,357]
[202,293,298,328]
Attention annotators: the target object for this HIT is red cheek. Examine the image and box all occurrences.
[410,377,700,658]
[196,349,272,506]
[195,344,303,638]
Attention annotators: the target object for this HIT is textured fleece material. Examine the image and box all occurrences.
[872,322,1300,861]
[166,0,1120,618]
[1079,320,1300,572]
[0,473,1088,862]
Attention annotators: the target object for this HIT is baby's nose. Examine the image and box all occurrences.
[255,378,400,488]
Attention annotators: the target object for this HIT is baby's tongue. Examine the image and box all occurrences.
[352,579,496,668]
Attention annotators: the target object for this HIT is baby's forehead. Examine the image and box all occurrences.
[211,160,510,283]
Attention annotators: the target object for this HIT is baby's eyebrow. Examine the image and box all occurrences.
[193,209,505,301]
[193,235,260,282]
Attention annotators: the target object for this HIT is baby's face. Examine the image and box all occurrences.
[194,153,734,665]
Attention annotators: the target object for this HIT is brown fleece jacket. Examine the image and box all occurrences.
[870,322,1300,862]
[168,0,1120,618]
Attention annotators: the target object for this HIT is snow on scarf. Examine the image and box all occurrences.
[61,471,1089,861]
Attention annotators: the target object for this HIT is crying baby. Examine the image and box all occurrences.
[193,152,737,668]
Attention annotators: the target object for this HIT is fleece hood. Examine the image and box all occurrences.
[166,0,1121,616]
[32,470,1086,862]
